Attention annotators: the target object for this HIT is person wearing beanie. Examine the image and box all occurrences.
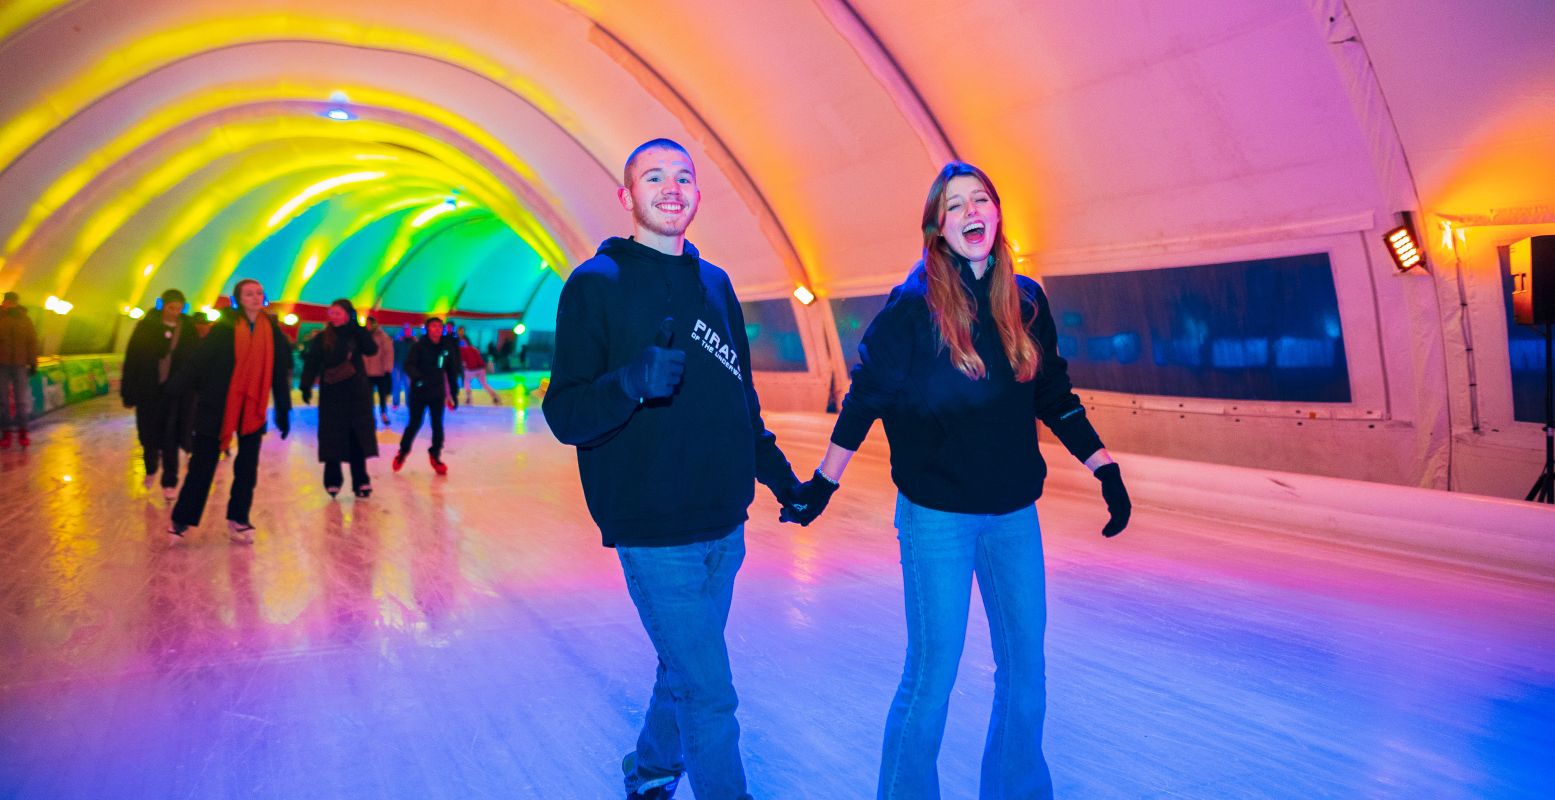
[121,288,199,497]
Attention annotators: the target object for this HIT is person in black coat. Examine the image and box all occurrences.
[393,316,462,475]
[121,288,199,498]
[167,279,293,543]
[299,299,380,498]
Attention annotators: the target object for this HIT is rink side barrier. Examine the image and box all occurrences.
[27,354,118,419]
[1041,445,1555,584]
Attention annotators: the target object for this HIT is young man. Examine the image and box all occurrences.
[168,279,292,543]
[363,315,396,425]
[0,291,38,448]
[394,316,462,475]
[543,138,807,800]
[122,288,199,498]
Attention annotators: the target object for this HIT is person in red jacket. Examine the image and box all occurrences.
[458,337,500,405]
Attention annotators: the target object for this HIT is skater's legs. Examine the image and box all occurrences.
[172,434,221,526]
[225,431,262,524]
[0,365,30,431]
[427,400,445,458]
[973,505,1052,800]
[879,494,979,800]
[617,527,749,800]
[348,434,369,489]
[399,396,427,455]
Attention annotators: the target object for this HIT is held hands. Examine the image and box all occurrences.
[778,470,839,527]
[619,318,685,402]
[1093,463,1131,537]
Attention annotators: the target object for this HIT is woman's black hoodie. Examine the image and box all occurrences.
[831,259,1105,515]
[543,237,798,548]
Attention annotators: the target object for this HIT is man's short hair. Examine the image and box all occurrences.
[160,288,186,305]
[623,138,692,185]
[425,316,443,326]
[2,291,18,303]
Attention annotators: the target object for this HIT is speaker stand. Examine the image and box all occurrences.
[1527,323,1554,503]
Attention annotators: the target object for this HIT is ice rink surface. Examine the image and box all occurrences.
[1,396,1551,799]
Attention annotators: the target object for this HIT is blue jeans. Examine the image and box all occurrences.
[879,495,1053,800]
[0,364,31,431]
[617,526,753,800]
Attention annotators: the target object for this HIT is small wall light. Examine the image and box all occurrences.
[1384,211,1424,271]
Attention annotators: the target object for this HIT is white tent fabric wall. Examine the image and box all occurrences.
[0,0,1550,498]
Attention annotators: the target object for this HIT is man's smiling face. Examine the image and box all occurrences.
[619,146,701,238]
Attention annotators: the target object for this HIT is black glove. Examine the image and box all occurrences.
[618,318,685,402]
[276,412,291,440]
[300,387,312,405]
[779,471,839,527]
[1093,463,1130,537]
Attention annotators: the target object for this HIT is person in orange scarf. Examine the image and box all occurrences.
[167,279,293,543]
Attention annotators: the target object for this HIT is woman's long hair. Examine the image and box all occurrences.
[920,162,1040,381]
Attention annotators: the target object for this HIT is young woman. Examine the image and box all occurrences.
[795,162,1131,799]
[299,299,380,498]
[167,279,292,543]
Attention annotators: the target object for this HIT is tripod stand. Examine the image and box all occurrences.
[1528,323,1554,503]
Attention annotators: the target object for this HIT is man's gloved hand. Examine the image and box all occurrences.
[1093,463,1131,537]
[276,412,290,440]
[300,387,312,405]
[779,471,839,527]
[619,319,685,402]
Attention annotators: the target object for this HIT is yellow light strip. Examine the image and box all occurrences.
[0,13,573,181]
[270,184,450,305]
[1,83,586,273]
[266,171,384,229]
[410,201,460,229]
[0,0,67,48]
[22,117,565,302]
[122,161,444,310]
[125,154,452,307]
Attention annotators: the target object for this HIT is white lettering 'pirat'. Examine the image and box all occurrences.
[690,317,741,381]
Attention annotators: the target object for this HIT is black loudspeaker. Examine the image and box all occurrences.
[1509,235,1555,325]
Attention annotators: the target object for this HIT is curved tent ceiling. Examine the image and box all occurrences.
[2,0,1549,299]
[0,0,1551,493]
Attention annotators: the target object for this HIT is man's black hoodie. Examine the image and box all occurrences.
[543,237,798,547]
